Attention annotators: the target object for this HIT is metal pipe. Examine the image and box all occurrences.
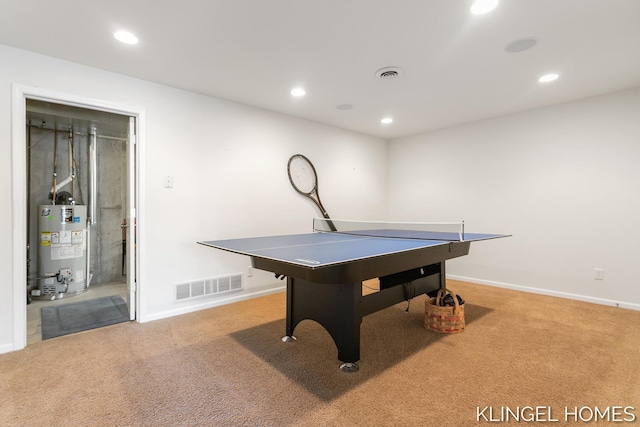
[97,134,128,142]
[49,130,77,199]
[86,125,97,289]
[52,129,58,203]
[86,222,92,288]
[89,126,97,225]
[70,127,75,202]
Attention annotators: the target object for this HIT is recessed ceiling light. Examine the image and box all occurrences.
[380,117,393,125]
[504,37,537,53]
[538,73,559,83]
[291,88,306,97]
[470,0,499,15]
[114,30,139,45]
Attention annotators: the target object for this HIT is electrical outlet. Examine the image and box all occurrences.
[164,175,174,188]
[594,268,604,280]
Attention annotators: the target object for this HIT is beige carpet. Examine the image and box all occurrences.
[1,280,639,426]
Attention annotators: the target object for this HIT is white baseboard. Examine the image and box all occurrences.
[140,284,286,323]
[448,275,640,311]
[0,342,17,355]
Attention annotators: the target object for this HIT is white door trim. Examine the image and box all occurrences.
[11,84,146,351]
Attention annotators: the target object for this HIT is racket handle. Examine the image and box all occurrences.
[322,214,337,232]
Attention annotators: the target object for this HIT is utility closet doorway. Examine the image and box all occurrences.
[25,99,137,345]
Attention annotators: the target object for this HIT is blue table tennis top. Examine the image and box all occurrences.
[199,231,503,269]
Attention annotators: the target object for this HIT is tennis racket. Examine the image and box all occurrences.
[287,154,337,231]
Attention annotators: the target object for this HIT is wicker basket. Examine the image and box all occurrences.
[424,289,465,334]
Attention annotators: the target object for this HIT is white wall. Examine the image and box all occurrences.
[4,41,637,354]
[0,44,388,352]
[388,87,640,308]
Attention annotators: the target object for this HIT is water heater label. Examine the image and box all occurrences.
[72,230,83,244]
[56,231,72,245]
[52,246,76,260]
[61,207,73,223]
[40,231,51,246]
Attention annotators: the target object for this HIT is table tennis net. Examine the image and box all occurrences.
[313,218,465,241]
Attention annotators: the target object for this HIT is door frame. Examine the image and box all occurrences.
[11,84,146,350]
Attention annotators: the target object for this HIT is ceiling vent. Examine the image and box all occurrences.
[375,67,403,79]
[504,37,537,53]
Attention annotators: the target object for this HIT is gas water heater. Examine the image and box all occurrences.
[34,204,88,300]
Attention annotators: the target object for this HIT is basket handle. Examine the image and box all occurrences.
[435,289,461,310]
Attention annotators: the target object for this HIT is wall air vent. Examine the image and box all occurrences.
[175,273,243,301]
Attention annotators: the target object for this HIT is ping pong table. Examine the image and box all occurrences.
[198,219,507,372]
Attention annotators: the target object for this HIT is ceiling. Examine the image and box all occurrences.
[2,0,640,139]
[26,99,131,139]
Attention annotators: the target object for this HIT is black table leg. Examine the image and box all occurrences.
[283,277,362,372]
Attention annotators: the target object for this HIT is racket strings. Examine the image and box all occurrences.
[289,157,317,194]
